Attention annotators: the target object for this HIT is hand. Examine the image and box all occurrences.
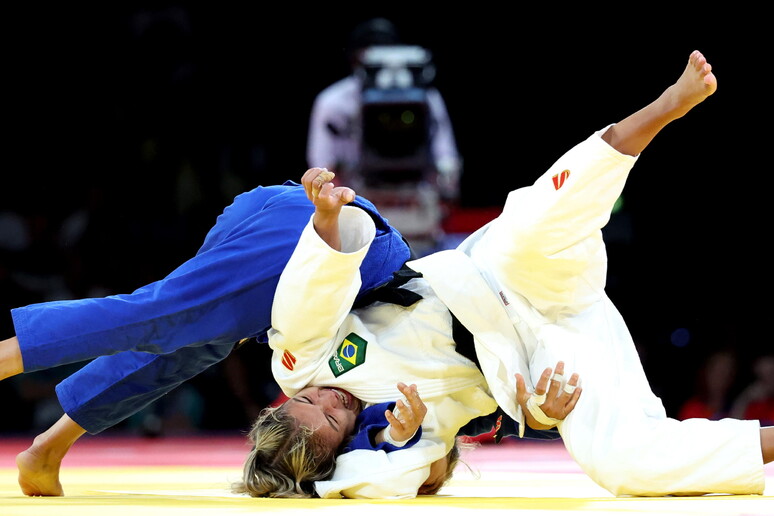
[385,382,427,443]
[301,168,356,250]
[301,167,355,212]
[515,361,581,430]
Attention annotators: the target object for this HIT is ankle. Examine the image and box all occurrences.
[27,434,62,462]
[29,429,77,463]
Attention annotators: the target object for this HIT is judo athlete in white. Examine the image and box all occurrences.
[264,49,773,498]
[262,173,578,499]
[4,49,772,500]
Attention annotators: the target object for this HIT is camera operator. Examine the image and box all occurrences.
[306,18,461,255]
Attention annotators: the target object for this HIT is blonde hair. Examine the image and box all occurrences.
[231,405,337,498]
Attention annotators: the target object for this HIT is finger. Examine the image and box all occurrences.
[302,167,323,185]
[334,187,355,204]
[546,361,565,399]
[559,371,578,394]
[554,372,578,404]
[398,382,417,394]
[310,169,335,200]
[515,373,529,405]
[395,398,420,423]
[313,169,335,188]
[562,373,581,406]
[404,395,425,414]
[552,361,565,379]
[314,180,335,203]
[398,383,422,404]
[569,386,582,406]
[564,385,582,412]
[405,385,421,404]
[533,366,553,397]
[384,409,402,428]
[396,382,412,396]
[302,168,322,200]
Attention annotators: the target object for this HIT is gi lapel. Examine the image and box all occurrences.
[407,249,530,435]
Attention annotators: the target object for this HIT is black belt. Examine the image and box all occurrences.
[450,311,479,369]
[354,263,480,367]
[352,264,423,309]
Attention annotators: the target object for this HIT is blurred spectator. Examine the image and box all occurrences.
[730,353,774,425]
[0,210,81,434]
[306,17,462,255]
[677,349,738,421]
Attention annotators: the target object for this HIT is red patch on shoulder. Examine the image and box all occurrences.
[552,169,570,190]
[281,350,296,371]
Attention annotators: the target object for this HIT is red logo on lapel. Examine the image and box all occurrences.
[552,169,570,190]
[281,350,296,371]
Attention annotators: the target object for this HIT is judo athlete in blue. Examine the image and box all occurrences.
[1,175,412,496]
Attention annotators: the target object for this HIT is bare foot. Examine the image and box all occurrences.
[16,445,65,496]
[601,49,719,156]
[667,49,717,117]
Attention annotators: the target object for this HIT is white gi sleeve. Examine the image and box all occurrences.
[268,206,376,390]
[314,440,448,499]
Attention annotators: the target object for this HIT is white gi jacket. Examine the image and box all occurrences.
[269,202,498,498]
[271,127,766,498]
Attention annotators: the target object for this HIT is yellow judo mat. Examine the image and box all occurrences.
[1,435,772,515]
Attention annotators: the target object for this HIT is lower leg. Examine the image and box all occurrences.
[0,337,24,381]
[602,50,717,157]
[761,426,774,464]
[16,414,87,496]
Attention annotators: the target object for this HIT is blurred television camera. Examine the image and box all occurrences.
[352,44,462,255]
[356,44,437,188]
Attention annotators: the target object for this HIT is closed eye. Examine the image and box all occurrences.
[294,396,339,430]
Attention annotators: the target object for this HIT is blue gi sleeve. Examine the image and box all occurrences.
[343,402,423,452]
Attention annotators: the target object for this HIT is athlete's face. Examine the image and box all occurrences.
[284,386,362,451]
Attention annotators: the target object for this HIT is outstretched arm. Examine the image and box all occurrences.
[269,168,375,390]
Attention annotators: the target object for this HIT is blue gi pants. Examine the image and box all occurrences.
[11,182,411,433]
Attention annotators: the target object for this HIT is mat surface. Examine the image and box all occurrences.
[1,436,772,515]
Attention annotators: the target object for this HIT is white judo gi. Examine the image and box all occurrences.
[269,203,498,498]
[270,126,766,498]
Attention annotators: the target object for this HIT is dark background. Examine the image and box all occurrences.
[1,6,770,435]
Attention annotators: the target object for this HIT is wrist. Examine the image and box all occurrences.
[313,210,339,229]
[312,212,342,251]
[383,424,416,447]
[526,393,561,428]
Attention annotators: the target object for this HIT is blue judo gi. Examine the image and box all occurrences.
[10,182,411,434]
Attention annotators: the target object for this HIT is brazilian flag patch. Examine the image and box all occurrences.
[329,333,367,377]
